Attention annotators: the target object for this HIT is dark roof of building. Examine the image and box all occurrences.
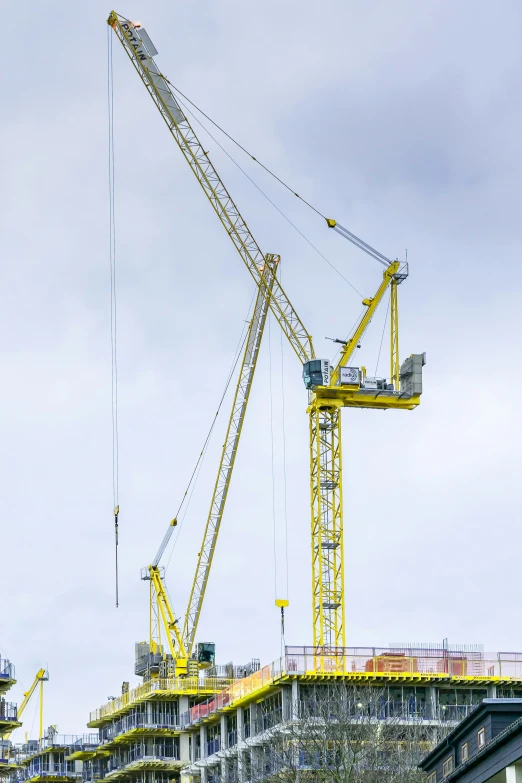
[420,699,522,778]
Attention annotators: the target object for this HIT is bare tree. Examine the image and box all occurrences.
[256,683,450,783]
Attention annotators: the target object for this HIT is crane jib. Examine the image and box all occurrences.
[111,13,313,367]
[119,21,185,125]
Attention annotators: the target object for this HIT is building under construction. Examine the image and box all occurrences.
[81,644,522,783]
[0,658,20,779]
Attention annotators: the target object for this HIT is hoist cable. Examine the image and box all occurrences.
[268,315,278,601]
[375,298,390,377]
[281,333,289,601]
[279,267,289,602]
[163,294,256,570]
[165,78,326,221]
[108,27,120,607]
[174,95,363,299]
[169,81,395,278]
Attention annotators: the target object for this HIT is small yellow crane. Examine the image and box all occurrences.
[108,12,425,657]
[4,669,48,742]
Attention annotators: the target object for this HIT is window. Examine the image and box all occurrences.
[427,773,437,783]
[478,727,486,748]
[461,742,469,762]
[442,755,454,776]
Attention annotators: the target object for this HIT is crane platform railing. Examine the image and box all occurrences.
[88,676,233,726]
[0,659,15,681]
[0,703,18,722]
[180,646,522,729]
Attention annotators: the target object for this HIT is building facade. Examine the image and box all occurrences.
[83,645,522,783]
[0,658,20,780]
[10,733,98,783]
[420,698,522,782]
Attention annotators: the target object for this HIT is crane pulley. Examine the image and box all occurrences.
[108,11,425,656]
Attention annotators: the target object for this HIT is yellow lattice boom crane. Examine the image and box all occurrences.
[108,11,425,657]
[137,259,278,678]
[4,669,48,742]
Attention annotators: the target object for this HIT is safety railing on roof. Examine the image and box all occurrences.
[0,702,18,721]
[21,763,82,780]
[21,735,98,754]
[181,662,281,727]
[0,659,15,680]
[99,712,179,745]
[180,647,522,729]
[90,677,232,724]
[62,735,99,749]
[284,646,522,680]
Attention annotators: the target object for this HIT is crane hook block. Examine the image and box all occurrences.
[326,218,337,228]
[114,505,120,517]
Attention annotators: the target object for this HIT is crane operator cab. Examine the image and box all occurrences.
[302,359,331,389]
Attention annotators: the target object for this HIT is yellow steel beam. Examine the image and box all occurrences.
[107,12,314,366]
[311,389,420,411]
[182,257,278,656]
[149,567,187,662]
[3,669,48,741]
[390,278,399,390]
[109,11,423,657]
[309,405,345,649]
[331,260,400,384]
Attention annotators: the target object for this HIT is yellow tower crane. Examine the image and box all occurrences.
[138,259,278,677]
[108,12,425,654]
[4,669,48,742]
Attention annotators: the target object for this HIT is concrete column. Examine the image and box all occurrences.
[200,724,207,758]
[237,707,244,782]
[237,706,244,741]
[291,680,300,719]
[427,687,438,720]
[179,697,190,764]
[487,684,498,698]
[505,765,522,782]
[200,767,208,783]
[281,686,293,723]
[220,715,227,781]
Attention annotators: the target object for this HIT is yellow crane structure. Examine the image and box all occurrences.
[138,259,278,677]
[4,669,48,742]
[108,11,425,655]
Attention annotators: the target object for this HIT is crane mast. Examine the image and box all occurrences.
[109,11,425,656]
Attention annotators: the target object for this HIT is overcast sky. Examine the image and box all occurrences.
[1,0,521,736]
